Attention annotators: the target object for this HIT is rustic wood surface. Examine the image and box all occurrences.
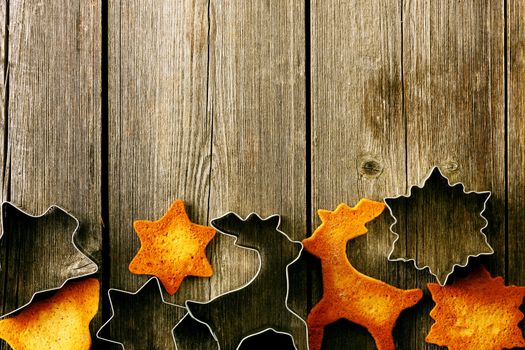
[402,2,506,349]
[508,0,525,289]
[311,1,408,348]
[0,1,103,349]
[107,1,215,349]
[0,0,523,349]
[206,0,307,331]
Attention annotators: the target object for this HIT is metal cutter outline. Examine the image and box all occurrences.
[0,201,99,318]
[384,166,493,286]
[180,211,310,350]
[96,276,187,350]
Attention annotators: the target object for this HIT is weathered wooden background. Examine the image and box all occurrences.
[0,0,523,349]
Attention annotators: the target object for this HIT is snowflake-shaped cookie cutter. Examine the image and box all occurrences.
[384,166,493,286]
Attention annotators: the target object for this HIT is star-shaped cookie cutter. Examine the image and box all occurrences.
[384,166,493,286]
[96,277,187,350]
[182,211,309,350]
[0,201,98,317]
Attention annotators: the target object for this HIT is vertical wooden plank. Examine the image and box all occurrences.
[108,1,215,348]
[7,0,102,258]
[0,0,102,347]
[508,1,525,286]
[311,0,406,349]
[108,0,210,300]
[0,4,7,348]
[207,0,307,347]
[0,1,6,200]
[403,0,505,349]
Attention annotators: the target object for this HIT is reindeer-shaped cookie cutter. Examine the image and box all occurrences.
[181,211,309,350]
[384,166,494,286]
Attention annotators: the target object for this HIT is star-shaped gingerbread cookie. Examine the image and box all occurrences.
[426,265,525,350]
[128,200,216,295]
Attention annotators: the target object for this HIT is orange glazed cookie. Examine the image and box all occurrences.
[426,265,525,350]
[303,199,422,350]
[129,199,216,295]
[0,278,99,350]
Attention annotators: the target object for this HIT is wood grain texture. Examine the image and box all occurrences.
[108,0,210,302]
[0,0,5,201]
[7,0,102,260]
[311,0,407,349]
[107,1,216,349]
[403,1,505,349]
[0,3,7,345]
[0,0,521,349]
[0,0,102,348]
[312,0,508,349]
[0,12,5,344]
[508,1,525,286]
[207,0,307,347]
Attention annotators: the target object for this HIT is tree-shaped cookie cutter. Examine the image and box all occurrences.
[0,201,98,317]
[384,167,493,286]
[96,277,187,350]
[182,212,309,350]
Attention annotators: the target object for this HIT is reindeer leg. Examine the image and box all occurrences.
[306,326,325,350]
[306,298,340,350]
[368,324,395,350]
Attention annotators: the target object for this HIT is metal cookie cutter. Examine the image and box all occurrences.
[0,201,98,317]
[96,277,187,350]
[182,212,309,350]
[384,166,493,286]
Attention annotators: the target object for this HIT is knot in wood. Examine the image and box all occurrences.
[358,158,384,178]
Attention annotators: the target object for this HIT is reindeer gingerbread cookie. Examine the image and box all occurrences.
[185,212,309,350]
[303,199,422,350]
